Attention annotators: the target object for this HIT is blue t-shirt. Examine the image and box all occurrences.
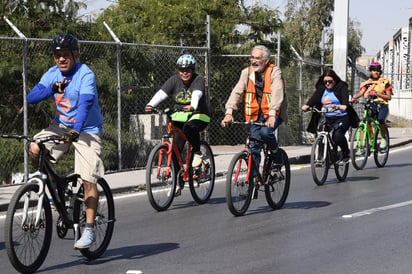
[321,89,347,117]
[28,63,103,134]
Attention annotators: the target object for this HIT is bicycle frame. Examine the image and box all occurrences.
[356,105,380,153]
[8,135,82,239]
[316,114,337,163]
[157,119,193,184]
[243,136,270,185]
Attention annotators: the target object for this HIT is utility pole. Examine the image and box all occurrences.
[332,0,349,81]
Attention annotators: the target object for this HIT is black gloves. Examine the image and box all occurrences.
[62,129,79,142]
[52,81,70,93]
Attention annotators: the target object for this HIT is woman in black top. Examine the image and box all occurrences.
[302,69,350,163]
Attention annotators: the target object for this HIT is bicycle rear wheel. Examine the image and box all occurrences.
[334,145,349,182]
[79,178,115,259]
[146,143,177,211]
[264,148,290,209]
[226,151,254,216]
[189,141,215,204]
[5,182,53,273]
[350,125,369,170]
[374,126,389,167]
[311,134,330,185]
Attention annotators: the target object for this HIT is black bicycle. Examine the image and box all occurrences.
[2,134,115,274]
[308,108,350,185]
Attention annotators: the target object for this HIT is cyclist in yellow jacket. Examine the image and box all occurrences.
[352,61,393,149]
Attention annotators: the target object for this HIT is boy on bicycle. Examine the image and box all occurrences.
[351,61,393,149]
[221,45,288,168]
[27,34,104,249]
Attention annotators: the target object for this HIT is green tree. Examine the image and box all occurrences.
[347,19,365,60]
[283,0,333,59]
[93,0,283,53]
[284,0,364,65]
[1,0,86,37]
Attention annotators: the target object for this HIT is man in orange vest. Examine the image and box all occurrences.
[221,45,288,170]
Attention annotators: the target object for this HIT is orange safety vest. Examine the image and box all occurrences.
[244,63,275,122]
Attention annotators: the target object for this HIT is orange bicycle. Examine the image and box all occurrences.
[145,108,215,211]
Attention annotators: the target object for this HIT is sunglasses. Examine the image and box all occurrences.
[323,80,334,85]
[369,67,380,72]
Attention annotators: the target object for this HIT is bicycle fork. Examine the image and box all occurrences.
[315,134,328,166]
[156,142,173,180]
[22,174,47,229]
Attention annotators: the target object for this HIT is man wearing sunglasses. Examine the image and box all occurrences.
[351,61,393,149]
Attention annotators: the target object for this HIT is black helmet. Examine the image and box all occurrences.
[51,34,79,52]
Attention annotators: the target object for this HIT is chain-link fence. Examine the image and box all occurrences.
[0,36,332,184]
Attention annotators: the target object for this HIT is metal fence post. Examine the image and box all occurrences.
[104,22,123,170]
[4,17,29,182]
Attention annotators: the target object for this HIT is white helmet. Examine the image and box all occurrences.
[176,54,196,69]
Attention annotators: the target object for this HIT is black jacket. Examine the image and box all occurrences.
[306,81,358,133]
[306,81,349,109]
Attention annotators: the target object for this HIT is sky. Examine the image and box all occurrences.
[78,0,412,56]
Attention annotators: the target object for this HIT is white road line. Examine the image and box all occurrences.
[342,200,412,219]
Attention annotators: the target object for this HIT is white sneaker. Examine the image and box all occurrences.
[192,153,203,167]
[74,227,96,249]
[379,139,387,149]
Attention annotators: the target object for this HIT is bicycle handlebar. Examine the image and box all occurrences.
[1,134,64,144]
[224,120,265,126]
[351,97,380,105]
[305,105,347,114]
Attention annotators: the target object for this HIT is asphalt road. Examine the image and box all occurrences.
[1,145,412,274]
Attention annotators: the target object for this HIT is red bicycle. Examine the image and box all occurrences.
[145,108,215,211]
[225,121,291,216]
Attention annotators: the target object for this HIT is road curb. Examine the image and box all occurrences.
[1,140,411,213]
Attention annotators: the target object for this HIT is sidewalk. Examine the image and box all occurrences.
[1,127,412,212]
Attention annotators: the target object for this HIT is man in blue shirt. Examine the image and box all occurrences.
[27,34,104,249]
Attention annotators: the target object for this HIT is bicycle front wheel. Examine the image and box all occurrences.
[79,178,115,259]
[374,125,389,167]
[5,182,53,273]
[264,148,290,209]
[311,134,330,185]
[146,143,177,211]
[189,141,215,204]
[334,145,349,182]
[226,151,254,216]
[350,125,369,170]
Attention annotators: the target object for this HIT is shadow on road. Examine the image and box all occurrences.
[283,200,331,209]
[39,242,179,273]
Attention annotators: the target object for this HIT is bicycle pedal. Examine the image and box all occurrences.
[174,187,182,197]
[253,186,259,199]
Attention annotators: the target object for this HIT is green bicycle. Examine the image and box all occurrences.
[350,98,389,170]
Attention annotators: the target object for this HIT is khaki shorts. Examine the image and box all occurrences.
[34,122,104,184]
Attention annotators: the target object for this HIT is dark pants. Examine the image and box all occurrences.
[327,115,350,157]
[250,113,283,169]
[173,119,209,153]
[378,104,388,125]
